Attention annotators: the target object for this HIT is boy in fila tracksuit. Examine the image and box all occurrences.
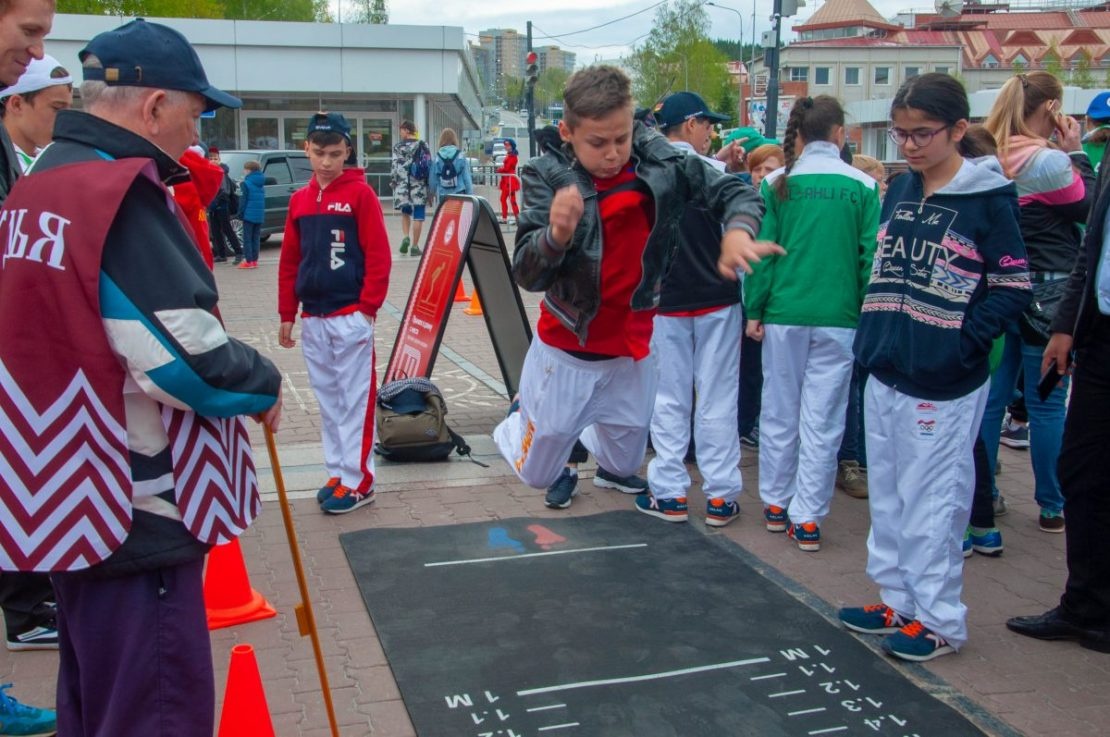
[278,112,391,514]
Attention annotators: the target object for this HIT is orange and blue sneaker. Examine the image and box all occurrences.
[635,494,688,522]
[882,620,955,662]
[316,476,341,505]
[787,521,821,551]
[321,484,375,515]
[838,603,910,634]
[706,498,741,527]
[763,505,787,532]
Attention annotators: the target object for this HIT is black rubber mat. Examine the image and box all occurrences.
[340,511,987,737]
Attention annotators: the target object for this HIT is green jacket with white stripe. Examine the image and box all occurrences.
[744,141,881,328]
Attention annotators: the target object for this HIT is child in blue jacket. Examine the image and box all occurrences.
[237,159,265,269]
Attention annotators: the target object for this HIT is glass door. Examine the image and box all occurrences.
[358,116,396,197]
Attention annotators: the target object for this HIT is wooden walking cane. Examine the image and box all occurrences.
[263,426,340,737]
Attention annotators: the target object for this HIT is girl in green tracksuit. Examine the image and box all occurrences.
[743,95,881,553]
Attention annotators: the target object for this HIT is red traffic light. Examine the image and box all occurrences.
[526,51,538,65]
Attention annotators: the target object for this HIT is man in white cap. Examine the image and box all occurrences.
[0,52,71,171]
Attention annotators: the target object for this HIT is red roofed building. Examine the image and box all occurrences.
[743,0,1110,153]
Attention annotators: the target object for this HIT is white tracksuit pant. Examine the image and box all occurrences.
[864,378,988,650]
[301,312,377,492]
[759,324,855,525]
[494,337,658,489]
[648,305,743,501]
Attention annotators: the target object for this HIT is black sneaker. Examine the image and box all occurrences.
[593,467,648,494]
[6,624,59,652]
[545,468,578,509]
[232,255,243,265]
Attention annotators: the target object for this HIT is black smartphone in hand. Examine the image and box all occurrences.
[1038,359,1062,402]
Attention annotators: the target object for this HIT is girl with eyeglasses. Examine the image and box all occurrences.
[842,72,1033,662]
[743,95,881,554]
[978,71,1096,535]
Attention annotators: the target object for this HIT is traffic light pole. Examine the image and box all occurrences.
[526,21,536,158]
[765,0,783,139]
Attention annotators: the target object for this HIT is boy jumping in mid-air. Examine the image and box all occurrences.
[494,66,778,511]
[278,112,391,514]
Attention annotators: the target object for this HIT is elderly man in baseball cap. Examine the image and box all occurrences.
[0,53,72,171]
[0,19,282,737]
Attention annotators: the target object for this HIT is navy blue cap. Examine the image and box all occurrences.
[381,387,427,415]
[655,91,730,129]
[79,19,240,112]
[307,111,351,142]
[1087,91,1110,121]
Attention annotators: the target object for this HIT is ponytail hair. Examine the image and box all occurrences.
[774,95,845,201]
[982,70,1062,172]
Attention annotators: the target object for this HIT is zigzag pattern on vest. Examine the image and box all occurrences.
[166,410,259,545]
[0,361,132,572]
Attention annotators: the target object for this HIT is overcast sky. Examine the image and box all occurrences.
[367,0,928,63]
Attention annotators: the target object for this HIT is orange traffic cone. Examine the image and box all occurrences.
[217,644,276,737]
[453,280,469,302]
[204,538,277,630]
[463,291,483,316]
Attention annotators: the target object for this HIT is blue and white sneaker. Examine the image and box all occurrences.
[962,527,973,558]
[839,603,910,635]
[320,485,375,515]
[706,499,741,527]
[544,468,579,509]
[0,683,56,736]
[969,526,1004,556]
[316,476,341,505]
[593,467,648,494]
[882,621,955,662]
[634,494,688,522]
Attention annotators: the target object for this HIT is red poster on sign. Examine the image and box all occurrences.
[385,198,476,382]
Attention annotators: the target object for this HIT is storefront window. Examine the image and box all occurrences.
[247,117,279,150]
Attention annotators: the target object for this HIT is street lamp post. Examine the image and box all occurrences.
[765,0,783,139]
[706,2,745,124]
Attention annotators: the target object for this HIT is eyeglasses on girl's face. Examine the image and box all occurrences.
[887,125,951,147]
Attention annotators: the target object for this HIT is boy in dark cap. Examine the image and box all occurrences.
[278,112,391,514]
[0,19,282,736]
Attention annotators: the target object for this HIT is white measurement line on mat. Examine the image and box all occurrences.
[526,704,567,713]
[808,727,848,735]
[789,707,827,716]
[750,672,787,681]
[537,723,579,732]
[768,689,806,698]
[516,657,770,697]
[424,543,648,567]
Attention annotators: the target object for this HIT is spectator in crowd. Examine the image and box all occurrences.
[428,126,473,202]
[0,2,59,734]
[1007,114,1110,654]
[497,137,521,224]
[391,119,429,256]
[981,71,1095,533]
[842,73,1030,662]
[207,146,244,264]
[173,143,224,268]
[744,95,880,552]
[0,53,70,172]
[237,157,264,269]
[0,18,282,734]
[1082,91,1110,172]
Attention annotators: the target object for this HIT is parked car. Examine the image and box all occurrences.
[219,150,312,240]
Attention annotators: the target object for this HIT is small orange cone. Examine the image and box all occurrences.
[204,539,277,630]
[453,280,469,302]
[217,644,276,737]
[463,291,483,316]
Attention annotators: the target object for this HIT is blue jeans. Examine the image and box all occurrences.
[979,320,1069,514]
[242,221,261,263]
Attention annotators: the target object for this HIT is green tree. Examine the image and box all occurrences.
[1043,40,1063,79]
[1074,49,1095,89]
[625,0,731,108]
[351,0,388,23]
[716,77,738,127]
[534,67,569,115]
[59,0,327,20]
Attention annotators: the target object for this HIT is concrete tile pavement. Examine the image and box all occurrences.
[1,211,1104,736]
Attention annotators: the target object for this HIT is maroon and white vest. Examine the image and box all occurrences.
[0,158,260,572]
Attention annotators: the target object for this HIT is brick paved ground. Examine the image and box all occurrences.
[3,209,1106,736]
